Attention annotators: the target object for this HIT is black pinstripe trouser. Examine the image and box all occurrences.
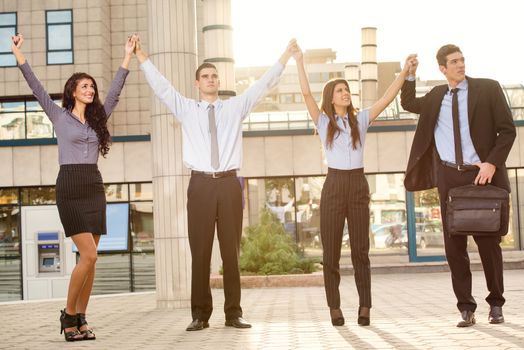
[320,167,372,309]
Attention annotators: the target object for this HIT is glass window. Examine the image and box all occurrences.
[26,110,54,138]
[0,112,25,140]
[295,177,324,254]
[131,202,154,253]
[279,94,293,104]
[367,173,408,254]
[0,204,22,301]
[46,10,73,65]
[91,254,131,295]
[0,13,17,67]
[105,184,128,202]
[0,189,18,205]
[0,98,59,141]
[131,252,155,291]
[20,187,56,205]
[412,188,445,256]
[130,183,153,201]
[246,177,297,240]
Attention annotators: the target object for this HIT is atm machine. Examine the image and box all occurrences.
[22,206,76,300]
[37,231,61,273]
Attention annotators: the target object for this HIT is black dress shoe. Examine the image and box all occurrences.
[186,319,209,331]
[225,317,252,328]
[457,310,476,327]
[488,306,504,324]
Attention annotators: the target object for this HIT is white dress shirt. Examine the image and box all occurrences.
[140,60,284,172]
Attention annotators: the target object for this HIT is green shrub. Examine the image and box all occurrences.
[239,208,318,275]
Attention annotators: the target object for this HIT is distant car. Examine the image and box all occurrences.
[371,223,402,249]
[400,222,444,249]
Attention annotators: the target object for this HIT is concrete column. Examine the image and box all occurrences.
[147,0,197,309]
[361,27,378,109]
[344,64,360,109]
[201,0,236,99]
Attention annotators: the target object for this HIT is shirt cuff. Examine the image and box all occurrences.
[406,75,416,81]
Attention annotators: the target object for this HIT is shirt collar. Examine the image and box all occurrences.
[198,99,223,109]
[448,79,469,93]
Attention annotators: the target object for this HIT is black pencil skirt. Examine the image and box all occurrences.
[56,164,107,237]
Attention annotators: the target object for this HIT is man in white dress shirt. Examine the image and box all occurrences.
[135,36,295,331]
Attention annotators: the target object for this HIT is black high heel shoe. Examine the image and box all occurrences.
[330,308,345,326]
[60,309,84,341]
[357,306,370,326]
[77,313,96,340]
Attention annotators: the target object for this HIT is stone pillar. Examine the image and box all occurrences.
[201,0,236,99]
[344,64,361,109]
[199,0,236,274]
[147,0,197,309]
[361,27,378,109]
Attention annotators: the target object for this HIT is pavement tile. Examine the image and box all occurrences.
[1,270,524,349]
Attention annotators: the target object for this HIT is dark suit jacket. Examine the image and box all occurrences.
[401,76,516,192]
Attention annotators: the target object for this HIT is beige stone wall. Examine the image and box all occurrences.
[109,0,151,136]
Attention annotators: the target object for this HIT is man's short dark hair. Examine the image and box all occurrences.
[436,44,462,67]
[195,62,217,80]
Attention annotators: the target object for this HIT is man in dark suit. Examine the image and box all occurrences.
[401,44,516,327]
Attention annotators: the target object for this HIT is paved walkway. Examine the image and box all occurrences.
[1,270,524,349]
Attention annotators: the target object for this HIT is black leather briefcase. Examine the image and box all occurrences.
[446,184,509,236]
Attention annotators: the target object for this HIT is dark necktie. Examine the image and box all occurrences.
[451,88,463,166]
[208,104,219,169]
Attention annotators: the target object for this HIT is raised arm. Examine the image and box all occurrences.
[133,34,192,121]
[103,35,134,117]
[368,54,417,122]
[293,42,320,124]
[236,39,296,118]
[12,34,61,122]
[400,55,422,114]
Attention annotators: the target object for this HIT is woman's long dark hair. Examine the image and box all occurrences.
[62,73,111,157]
[320,78,360,150]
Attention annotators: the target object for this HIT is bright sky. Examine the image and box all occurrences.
[231,0,524,85]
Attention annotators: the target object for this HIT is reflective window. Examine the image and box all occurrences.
[0,205,21,301]
[105,184,128,202]
[367,174,408,254]
[295,177,324,252]
[132,252,155,291]
[46,10,73,65]
[412,188,445,256]
[20,187,56,205]
[246,177,297,240]
[0,98,59,141]
[130,183,153,201]
[131,202,154,253]
[279,94,294,104]
[0,13,17,67]
[91,254,131,295]
[0,189,18,205]
[0,112,25,140]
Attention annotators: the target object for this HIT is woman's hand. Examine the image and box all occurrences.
[11,33,24,51]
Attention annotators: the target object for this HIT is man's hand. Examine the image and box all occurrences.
[474,162,496,185]
[408,54,418,76]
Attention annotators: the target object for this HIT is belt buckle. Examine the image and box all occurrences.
[212,172,219,179]
[456,164,465,172]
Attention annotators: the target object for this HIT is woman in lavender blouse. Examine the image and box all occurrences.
[11,34,134,341]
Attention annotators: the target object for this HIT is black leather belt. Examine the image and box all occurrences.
[191,169,237,178]
[441,161,478,172]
